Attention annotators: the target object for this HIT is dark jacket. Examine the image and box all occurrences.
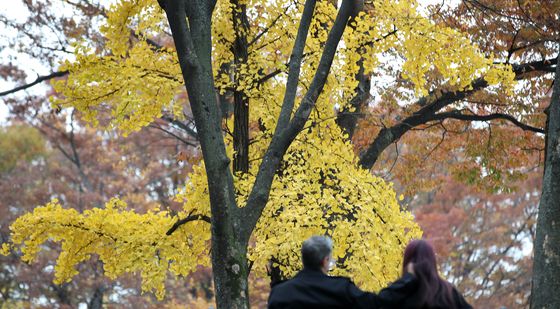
[267,268,418,309]
[378,276,472,309]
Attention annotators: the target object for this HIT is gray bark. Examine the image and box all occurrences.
[530,48,560,309]
[161,1,249,308]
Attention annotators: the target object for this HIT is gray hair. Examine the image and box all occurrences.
[301,235,333,270]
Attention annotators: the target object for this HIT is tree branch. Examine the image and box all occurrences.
[248,3,292,46]
[358,57,557,170]
[160,116,199,140]
[431,111,545,133]
[511,58,557,79]
[274,0,318,134]
[166,212,211,236]
[68,111,94,192]
[241,0,355,236]
[285,0,354,138]
[0,71,68,97]
[163,0,200,71]
[148,123,198,147]
[258,68,284,84]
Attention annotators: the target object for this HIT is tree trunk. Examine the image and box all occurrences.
[162,1,251,308]
[88,286,103,309]
[218,63,234,118]
[336,59,370,139]
[52,283,72,307]
[211,235,250,309]
[531,48,560,309]
[162,0,353,307]
[232,0,250,173]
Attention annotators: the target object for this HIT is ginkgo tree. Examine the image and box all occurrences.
[1,0,515,307]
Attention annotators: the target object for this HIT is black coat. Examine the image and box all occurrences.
[267,268,418,309]
[377,276,472,309]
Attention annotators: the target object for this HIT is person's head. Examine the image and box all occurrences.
[402,239,438,276]
[301,235,334,273]
[402,239,456,308]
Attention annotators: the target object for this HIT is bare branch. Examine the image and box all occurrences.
[160,116,199,139]
[0,71,68,97]
[383,141,400,179]
[358,57,557,170]
[431,111,545,133]
[148,123,198,147]
[422,124,448,162]
[166,212,211,235]
[274,0,318,133]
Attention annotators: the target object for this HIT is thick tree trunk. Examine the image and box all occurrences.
[162,0,353,307]
[531,49,560,309]
[162,1,251,308]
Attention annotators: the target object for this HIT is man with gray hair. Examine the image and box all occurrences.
[301,235,336,273]
[267,235,418,308]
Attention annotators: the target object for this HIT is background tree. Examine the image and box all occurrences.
[531,45,560,309]
[0,111,208,307]
[0,1,209,306]
[412,169,540,307]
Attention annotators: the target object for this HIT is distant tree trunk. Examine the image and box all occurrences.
[531,47,560,309]
[88,286,103,309]
[52,283,72,307]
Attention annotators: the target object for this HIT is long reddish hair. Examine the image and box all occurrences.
[402,239,456,308]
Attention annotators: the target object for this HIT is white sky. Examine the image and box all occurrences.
[0,0,28,124]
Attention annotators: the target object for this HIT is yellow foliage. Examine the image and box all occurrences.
[3,0,517,300]
[4,198,210,299]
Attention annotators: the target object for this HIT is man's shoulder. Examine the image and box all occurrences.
[269,275,302,293]
[320,275,356,287]
[268,271,371,309]
[271,271,354,291]
[297,270,354,284]
[327,275,353,281]
[270,278,294,290]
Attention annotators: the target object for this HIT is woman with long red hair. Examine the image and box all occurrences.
[377,239,472,309]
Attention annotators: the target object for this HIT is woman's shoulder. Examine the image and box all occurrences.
[377,273,419,305]
[382,273,418,294]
